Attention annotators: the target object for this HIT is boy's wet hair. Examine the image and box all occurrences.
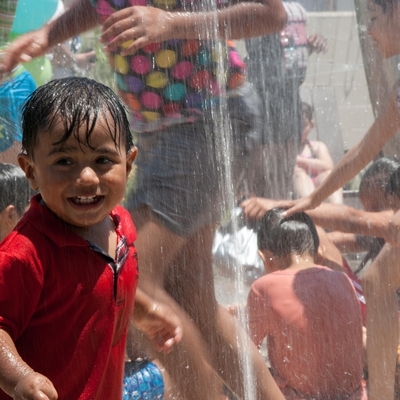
[372,0,399,12]
[386,165,400,198]
[257,207,319,257]
[0,163,32,216]
[21,77,133,157]
[360,157,400,196]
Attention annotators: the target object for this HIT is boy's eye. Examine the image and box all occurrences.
[97,157,114,164]
[55,158,73,166]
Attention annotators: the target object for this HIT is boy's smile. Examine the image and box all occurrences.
[18,115,136,231]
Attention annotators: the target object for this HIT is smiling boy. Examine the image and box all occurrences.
[0,77,169,400]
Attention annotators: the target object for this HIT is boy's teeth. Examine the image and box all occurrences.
[75,196,97,204]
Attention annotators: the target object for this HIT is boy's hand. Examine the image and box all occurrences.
[14,372,57,400]
[307,33,328,54]
[133,290,182,353]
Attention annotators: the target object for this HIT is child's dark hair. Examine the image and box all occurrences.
[302,102,314,122]
[386,165,400,198]
[372,0,400,12]
[0,163,32,216]
[360,157,400,196]
[257,208,319,257]
[22,77,133,157]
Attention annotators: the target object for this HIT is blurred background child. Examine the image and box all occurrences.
[0,162,33,241]
[246,208,366,399]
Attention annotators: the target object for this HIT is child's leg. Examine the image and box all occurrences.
[362,243,400,400]
[292,166,315,198]
[164,223,284,400]
[314,170,343,204]
[132,207,284,400]
[131,207,223,400]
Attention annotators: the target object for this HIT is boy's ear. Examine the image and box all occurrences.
[126,146,138,175]
[0,205,19,241]
[3,205,18,227]
[257,249,266,264]
[18,153,39,191]
[258,249,276,273]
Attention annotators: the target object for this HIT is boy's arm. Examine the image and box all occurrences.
[99,0,286,56]
[306,206,393,240]
[132,289,182,354]
[327,231,368,254]
[282,84,400,217]
[0,0,99,73]
[0,329,57,399]
[241,197,393,240]
[385,208,400,247]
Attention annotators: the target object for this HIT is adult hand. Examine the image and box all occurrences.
[100,6,175,55]
[280,195,319,217]
[0,27,50,75]
[14,372,58,400]
[133,296,183,354]
[240,197,281,220]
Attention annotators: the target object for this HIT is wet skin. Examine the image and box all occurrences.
[18,115,136,237]
[368,0,400,59]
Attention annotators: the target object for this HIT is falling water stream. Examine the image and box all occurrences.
[0,1,383,399]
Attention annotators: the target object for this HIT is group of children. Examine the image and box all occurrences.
[2,0,400,399]
[0,80,373,400]
[0,100,368,399]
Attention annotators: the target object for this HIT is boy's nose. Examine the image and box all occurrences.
[76,167,100,185]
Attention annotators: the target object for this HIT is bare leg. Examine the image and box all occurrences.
[164,223,284,400]
[131,206,223,400]
[362,243,400,400]
[292,167,315,198]
[314,170,343,204]
[132,206,284,400]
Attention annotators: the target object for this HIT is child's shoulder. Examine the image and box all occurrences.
[111,204,137,243]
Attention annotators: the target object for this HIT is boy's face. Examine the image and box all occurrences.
[18,115,136,229]
[368,0,400,59]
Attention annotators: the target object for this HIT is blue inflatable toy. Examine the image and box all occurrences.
[10,0,59,86]
[11,0,59,36]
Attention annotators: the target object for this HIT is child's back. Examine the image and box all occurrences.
[249,266,363,398]
[248,208,365,399]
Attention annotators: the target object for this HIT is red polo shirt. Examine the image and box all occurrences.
[0,194,138,399]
